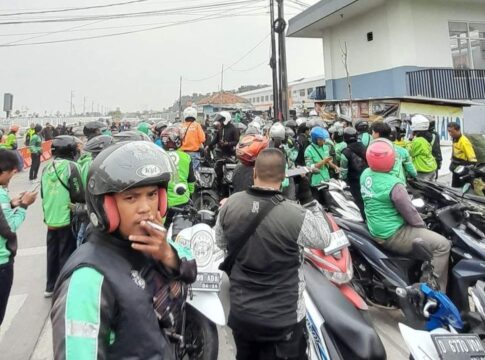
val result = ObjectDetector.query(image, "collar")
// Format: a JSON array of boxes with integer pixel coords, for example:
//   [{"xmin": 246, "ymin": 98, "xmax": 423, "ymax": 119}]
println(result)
[
  {"xmin": 453, "ymin": 134, "xmax": 462, "ymax": 143},
  {"xmin": 248, "ymin": 186, "xmax": 282, "ymax": 196}
]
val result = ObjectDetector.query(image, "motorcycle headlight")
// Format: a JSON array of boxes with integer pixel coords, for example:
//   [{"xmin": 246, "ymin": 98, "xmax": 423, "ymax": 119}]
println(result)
[{"xmin": 191, "ymin": 230, "xmax": 214, "ymax": 268}]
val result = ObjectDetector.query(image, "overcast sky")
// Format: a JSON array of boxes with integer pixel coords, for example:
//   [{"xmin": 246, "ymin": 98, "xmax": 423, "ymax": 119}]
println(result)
[{"xmin": 0, "ymin": 0, "xmax": 323, "ymax": 114}]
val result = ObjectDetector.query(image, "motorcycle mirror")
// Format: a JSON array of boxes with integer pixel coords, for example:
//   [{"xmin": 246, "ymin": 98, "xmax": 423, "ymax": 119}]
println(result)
[
  {"xmin": 174, "ymin": 183, "xmax": 188, "ymax": 196},
  {"xmin": 462, "ymin": 183, "xmax": 471, "ymax": 195},
  {"xmin": 454, "ymin": 165, "xmax": 466, "ymax": 175},
  {"xmin": 411, "ymin": 198, "xmax": 425, "ymax": 208}
]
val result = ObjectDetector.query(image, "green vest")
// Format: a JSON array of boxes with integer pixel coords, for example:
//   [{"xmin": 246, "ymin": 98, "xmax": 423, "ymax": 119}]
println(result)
[
  {"xmin": 360, "ymin": 132, "xmax": 371, "ymax": 147},
  {"xmin": 41, "ymin": 159, "xmax": 77, "ymax": 227},
  {"xmin": 334, "ymin": 141, "xmax": 347, "ymax": 165},
  {"xmin": 305, "ymin": 143, "xmax": 330, "ymax": 187},
  {"xmin": 166, "ymin": 150, "xmax": 195, "ymax": 207},
  {"xmin": 0, "ymin": 133, "xmax": 17, "ymax": 150},
  {"xmin": 77, "ymin": 153, "xmax": 93, "ymax": 188},
  {"xmin": 409, "ymin": 137, "xmax": 437, "ymax": 173},
  {"xmin": 360, "ymin": 168, "xmax": 405, "ymax": 240}
]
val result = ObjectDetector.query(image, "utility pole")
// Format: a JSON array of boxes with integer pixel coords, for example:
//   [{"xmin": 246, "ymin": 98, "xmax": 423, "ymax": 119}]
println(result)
[
  {"xmin": 178, "ymin": 76, "xmax": 182, "ymax": 120},
  {"xmin": 270, "ymin": 0, "xmax": 279, "ymax": 120},
  {"xmin": 221, "ymin": 64, "xmax": 224, "ymax": 92},
  {"xmin": 276, "ymin": 0, "xmax": 289, "ymax": 122},
  {"xmin": 70, "ymin": 90, "xmax": 74, "ymax": 116}
]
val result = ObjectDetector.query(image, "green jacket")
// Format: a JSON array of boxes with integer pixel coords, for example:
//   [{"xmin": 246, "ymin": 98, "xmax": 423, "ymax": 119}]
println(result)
[
  {"xmin": 77, "ymin": 153, "xmax": 93, "ymax": 188},
  {"xmin": 392, "ymin": 145, "xmax": 417, "ymax": 183},
  {"xmin": 359, "ymin": 133, "xmax": 371, "ymax": 148},
  {"xmin": 0, "ymin": 133, "xmax": 17, "ymax": 150},
  {"xmin": 283, "ymin": 141, "xmax": 299, "ymax": 169},
  {"xmin": 167, "ymin": 150, "xmax": 195, "ymax": 208},
  {"xmin": 0, "ymin": 187, "xmax": 26, "ymax": 265},
  {"xmin": 334, "ymin": 141, "xmax": 347, "ymax": 166},
  {"xmin": 305, "ymin": 143, "xmax": 331, "ymax": 187},
  {"xmin": 408, "ymin": 137, "xmax": 437, "ymax": 173},
  {"xmin": 41, "ymin": 159, "xmax": 85, "ymax": 228},
  {"xmin": 360, "ymin": 169, "xmax": 405, "ymax": 240},
  {"xmin": 29, "ymin": 134, "xmax": 42, "ymax": 154}
]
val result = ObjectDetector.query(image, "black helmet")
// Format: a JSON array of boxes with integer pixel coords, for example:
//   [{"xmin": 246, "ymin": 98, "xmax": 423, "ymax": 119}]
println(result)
[
  {"xmin": 34, "ymin": 124, "xmax": 42, "ymax": 133},
  {"xmin": 154, "ymin": 121, "xmax": 168, "ymax": 136},
  {"xmin": 83, "ymin": 121, "xmax": 107, "ymax": 139},
  {"xmin": 333, "ymin": 127, "xmax": 344, "ymax": 142},
  {"xmin": 83, "ymin": 135, "xmax": 114, "ymax": 159},
  {"xmin": 51, "ymin": 135, "xmax": 82, "ymax": 160},
  {"xmin": 86, "ymin": 142, "xmax": 175, "ymax": 233},
  {"xmin": 113, "ymin": 130, "xmax": 152, "ymax": 143},
  {"xmin": 354, "ymin": 119, "xmax": 370, "ymax": 133},
  {"xmin": 343, "ymin": 127, "xmax": 358, "ymax": 143}
]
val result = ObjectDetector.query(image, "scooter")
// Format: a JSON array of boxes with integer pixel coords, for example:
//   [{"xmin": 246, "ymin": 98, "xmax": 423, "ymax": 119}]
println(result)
[
  {"xmin": 454, "ymin": 163, "xmax": 485, "ymax": 197},
  {"xmin": 304, "ymin": 209, "xmax": 368, "ymax": 311},
  {"xmin": 398, "ymin": 283, "xmax": 485, "ymax": 360},
  {"xmin": 167, "ymin": 205, "xmax": 226, "ymax": 360},
  {"xmin": 304, "ymin": 262, "xmax": 387, "ymax": 360}
]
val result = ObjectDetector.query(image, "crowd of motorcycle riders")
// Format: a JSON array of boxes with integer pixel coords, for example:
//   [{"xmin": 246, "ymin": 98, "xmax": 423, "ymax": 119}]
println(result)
[{"xmin": 0, "ymin": 105, "xmax": 479, "ymax": 359}]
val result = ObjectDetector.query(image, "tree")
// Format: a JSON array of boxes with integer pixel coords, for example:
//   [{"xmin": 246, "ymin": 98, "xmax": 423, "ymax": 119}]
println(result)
[{"xmin": 340, "ymin": 41, "xmax": 353, "ymax": 121}]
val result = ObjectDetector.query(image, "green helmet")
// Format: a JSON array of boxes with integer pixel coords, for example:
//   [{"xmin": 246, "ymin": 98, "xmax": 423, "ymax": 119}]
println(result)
[{"xmin": 137, "ymin": 122, "xmax": 152, "ymax": 135}]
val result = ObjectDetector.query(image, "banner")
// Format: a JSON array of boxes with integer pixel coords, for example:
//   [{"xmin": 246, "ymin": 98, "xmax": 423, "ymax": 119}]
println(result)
[{"xmin": 399, "ymin": 102, "xmax": 464, "ymax": 143}]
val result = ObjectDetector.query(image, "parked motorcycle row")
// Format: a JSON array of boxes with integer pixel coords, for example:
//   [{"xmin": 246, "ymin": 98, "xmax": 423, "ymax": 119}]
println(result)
[{"xmin": 167, "ymin": 151, "xmax": 485, "ymax": 360}]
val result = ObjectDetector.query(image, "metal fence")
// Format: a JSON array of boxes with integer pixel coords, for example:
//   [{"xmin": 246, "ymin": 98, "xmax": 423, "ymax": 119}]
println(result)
[{"xmin": 406, "ymin": 68, "xmax": 485, "ymax": 100}]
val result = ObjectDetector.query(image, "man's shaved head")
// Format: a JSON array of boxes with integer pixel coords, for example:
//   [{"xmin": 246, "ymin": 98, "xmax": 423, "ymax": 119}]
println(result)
[{"xmin": 254, "ymin": 148, "xmax": 286, "ymax": 183}]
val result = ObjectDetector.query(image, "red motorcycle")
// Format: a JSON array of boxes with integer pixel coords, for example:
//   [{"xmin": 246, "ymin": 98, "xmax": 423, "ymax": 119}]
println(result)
[{"xmin": 304, "ymin": 211, "xmax": 368, "ymax": 311}]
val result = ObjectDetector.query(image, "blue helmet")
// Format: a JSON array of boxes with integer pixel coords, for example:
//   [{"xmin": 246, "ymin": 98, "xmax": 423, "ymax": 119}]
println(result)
[{"xmin": 310, "ymin": 126, "xmax": 329, "ymax": 144}]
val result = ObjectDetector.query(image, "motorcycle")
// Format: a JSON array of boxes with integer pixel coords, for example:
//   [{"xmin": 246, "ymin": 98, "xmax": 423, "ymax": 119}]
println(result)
[
  {"xmin": 304, "ymin": 262, "xmax": 387, "ymax": 360},
  {"xmin": 398, "ymin": 283, "xmax": 485, "ymax": 360},
  {"xmin": 454, "ymin": 163, "xmax": 485, "ymax": 197},
  {"xmin": 304, "ymin": 209, "xmax": 368, "ymax": 311},
  {"xmin": 167, "ymin": 205, "xmax": 226, "ymax": 360}
]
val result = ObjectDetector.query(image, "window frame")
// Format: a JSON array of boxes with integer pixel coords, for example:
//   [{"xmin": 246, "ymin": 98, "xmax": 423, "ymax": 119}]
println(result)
[{"xmin": 449, "ymin": 21, "xmax": 485, "ymax": 70}]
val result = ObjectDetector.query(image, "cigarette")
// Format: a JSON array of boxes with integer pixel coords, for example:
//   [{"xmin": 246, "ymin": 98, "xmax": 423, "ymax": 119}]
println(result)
[{"xmin": 146, "ymin": 221, "xmax": 167, "ymax": 233}]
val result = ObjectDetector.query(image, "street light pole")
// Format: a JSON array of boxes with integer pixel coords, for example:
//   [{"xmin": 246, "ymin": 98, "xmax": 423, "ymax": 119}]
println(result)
[
  {"xmin": 276, "ymin": 0, "xmax": 289, "ymax": 122},
  {"xmin": 270, "ymin": 0, "xmax": 279, "ymax": 120}
]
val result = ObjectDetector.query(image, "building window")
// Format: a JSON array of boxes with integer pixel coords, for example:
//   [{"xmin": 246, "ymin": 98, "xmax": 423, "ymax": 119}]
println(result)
[
  {"xmin": 270, "ymin": 95, "xmax": 273, "ymax": 101},
  {"xmin": 265, "ymin": 95, "xmax": 269, "ymax": 102},
  {"xmin": 307, "ymin": 88, "xmax": 313, "ymax": 96},
  {"xmin": 449, "ymin": 21, "xmax": 485, "ymax": 69},
  {"xmin": 299, "ymin": 89, "xmax": 306, "ymax": 97}
]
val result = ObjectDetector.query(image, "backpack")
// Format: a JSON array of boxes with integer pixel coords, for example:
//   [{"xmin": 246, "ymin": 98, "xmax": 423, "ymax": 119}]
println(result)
[{"xmin": 343, "ymin": 145, "xmax": 367, "ymax": 179}]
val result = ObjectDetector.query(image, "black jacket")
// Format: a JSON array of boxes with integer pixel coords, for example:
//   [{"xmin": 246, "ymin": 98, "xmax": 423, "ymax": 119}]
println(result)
[
  {"xmin": 215, "ymin": 188, "xmax": 330, "ymax": 330},
  {"xmin": 210, "ymin": 123, "xmax": 240, "ymax": 157},
  {"xmin": 51, "ymin": 230, "xmax": 196, "ymax": 359},
  {"xmin": 342, "ymin": 141, "xmax": 368, "ymax": 182},
  {"xmin": 232, "ymin": 163, "xmax": 254, "ymax": 193}
]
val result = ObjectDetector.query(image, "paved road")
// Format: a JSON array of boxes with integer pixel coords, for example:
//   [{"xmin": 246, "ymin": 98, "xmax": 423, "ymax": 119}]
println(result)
[{"xmin": 0, "ymin": 166, "xmax": 420, "ymax": 359}]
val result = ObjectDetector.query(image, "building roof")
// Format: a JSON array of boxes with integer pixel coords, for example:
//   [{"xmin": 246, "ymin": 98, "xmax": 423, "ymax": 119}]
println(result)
[
  {"xmin": 197, "ymin": 91, "xmax": 250, "ymax": 106},
  {"xmin": 316, "ymin": 96, "xmax": 480, "ymax": 107},
  {"xmin": 287, "ymin": 0, "xmax": 387, "ymax": 38}
]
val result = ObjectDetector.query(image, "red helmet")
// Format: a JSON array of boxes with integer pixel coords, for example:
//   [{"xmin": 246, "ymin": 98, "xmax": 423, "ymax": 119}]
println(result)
[
  {"xmin": 161, "ymin": 126, "xmax": 182, "ymax": 150},
  {"xmin": 366, "ymin": 138, "xmax": 395, "ymax": 172},
  {"xmin": 236, "ymin": 134, "xmax": 269, "ymax": 166}
]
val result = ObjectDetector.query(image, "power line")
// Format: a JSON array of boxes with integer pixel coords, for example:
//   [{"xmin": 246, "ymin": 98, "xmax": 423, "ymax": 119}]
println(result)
[
  {"xmin": 0, "ymin": 0, "xmax": 263, "ymax": 26},
  {"xmin": 0, "ymin": 0, "xmax": 150, "ymax": 17},
  {"xmin": 184, "ymin": 33, "xmax": 270, "ymax": 82},
  {"xmin": 0, "ymin": 5, "xmax": 267, "ymax": 47},
  {"xmin": 230, "ymin": 59, "xmax": 268, "ymax": 72}
]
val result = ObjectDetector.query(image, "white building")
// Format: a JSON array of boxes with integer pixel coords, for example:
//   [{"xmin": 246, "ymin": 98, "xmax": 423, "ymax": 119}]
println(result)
[
  {"xmin": 238, "ymin": 75, "xmax": 325, "ymax": 112},
  {"xmin": 287, "ymin": 0, "xmax": 485, "ymax": 103}
]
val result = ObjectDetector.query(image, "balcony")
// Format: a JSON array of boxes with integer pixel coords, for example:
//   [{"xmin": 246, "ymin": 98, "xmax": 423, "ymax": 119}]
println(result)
[{"xmin": 406, "ymin": 68, "xmax": 485, "ymax": 100}]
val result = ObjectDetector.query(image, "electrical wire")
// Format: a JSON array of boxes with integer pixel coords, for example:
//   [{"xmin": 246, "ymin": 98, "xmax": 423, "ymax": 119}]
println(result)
[
  {"xmin": 229, "ymin": 59, "xmax": 268, "ymax": 72},
  {"xmin": 0, "ymin": 5, "xmax": 268, "ymax": 47},
  {"xmin": 184, "ymin": 33, "xmax": 270, "ymax": 82},
  {"xmin": 0, "ymin": 0, "xmax": 263, "ymax": 26},
  {"xmin": 0, "ymin": 0, "xmax": 150, "ymax": 17}
]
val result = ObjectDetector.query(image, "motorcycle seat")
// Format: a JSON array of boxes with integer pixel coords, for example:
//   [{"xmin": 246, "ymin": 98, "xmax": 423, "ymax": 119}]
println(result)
[
  {"xmin": 337, "ymin": 218, "xmax": 372, "ymax": 238},
  {"xmin": 303, "ymin": 263, "xmax": 386, "ymax": 360}
]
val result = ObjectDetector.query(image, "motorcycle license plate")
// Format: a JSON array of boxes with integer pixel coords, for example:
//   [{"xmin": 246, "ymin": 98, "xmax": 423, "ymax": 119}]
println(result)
[
  {"xmin": 199, "ymin": 167, "xmax": 215, "ymax": 174},
  {"xmin": 431, "ymin": 334, "xmax": 485, "ymax": 360},
  {"xmin": 192, "ymin": 272, "xmax": 221, "ymax": 291},
  {"xmin": 324, "ymin": 230, "xmax": 349, "ymax": 255}
]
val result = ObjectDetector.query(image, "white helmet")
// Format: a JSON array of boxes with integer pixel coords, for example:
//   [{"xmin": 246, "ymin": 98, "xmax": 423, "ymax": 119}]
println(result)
[
  {"xmin": 309, "ymin": 109, "xmax": 318, "ymax": 117},
  {"xmin": 217, "ymin": 111, "xmax": 232, "ymax": 125},
  {"xmin": 269, "ymin": 122, "xmax": 286, "ymax": 141},
  {"xmin": 296, "ymin": 117, "xmax": 306, "ymax": 126},
  {"xmin": 253, "ymin": 116, "xmax": 262, "ymax": 124},
  {"xmin": 183, "ymin": 107, "xmax": 197, "ymax": 121},
  {"xmin": 248, "ymin": 121, "xmax": 261, "ymax": 131},
  {"xmin": 410, "ymin": 114, "xmax": 430, "ymax": 132}
]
